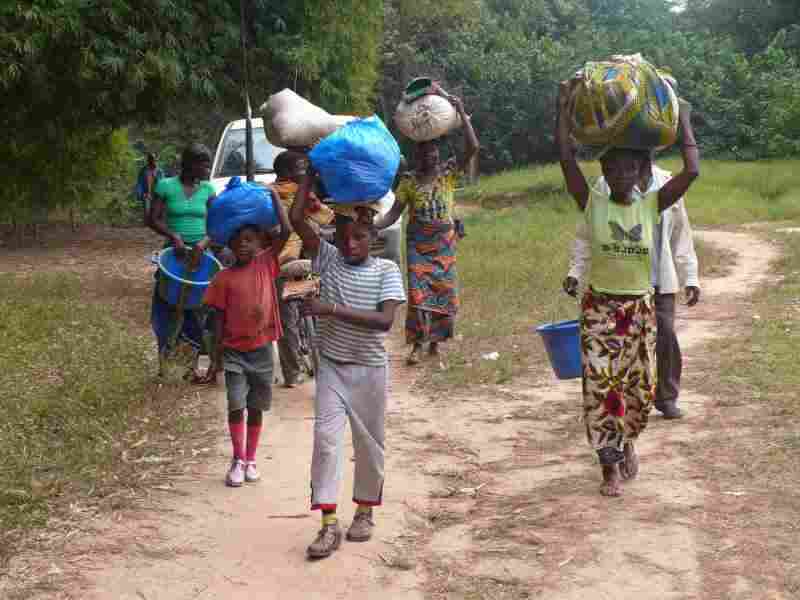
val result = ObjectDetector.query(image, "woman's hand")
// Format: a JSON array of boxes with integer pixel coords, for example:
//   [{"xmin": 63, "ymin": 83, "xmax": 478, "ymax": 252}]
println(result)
[
  {"xmin": 557, "ymin": 81, "xmax": 573, "ymax": 117},
  {"xmin": 193, "ymin": 363, "xmax": 220, "ymax": 385},
  {"xmin": 454, "ymin": 219, "xmax": 466, "ymax": 239},
  {"xmin": 562, "ymin": 276, "xmax": 579, "ymax": 297},
  {"xmin": 195, "ymin": 237, "xmax": 211, "ymax": 252}
]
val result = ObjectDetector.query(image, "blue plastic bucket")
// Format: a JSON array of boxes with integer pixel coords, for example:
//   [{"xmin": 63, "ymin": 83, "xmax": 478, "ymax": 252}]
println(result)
[
  {"xmin": 156, "ymin": 248, "xmax": 223, "ymax": 309},
  {"xmin": 535, "ymin": 319, "xmax": 582, "ymax": 380}
]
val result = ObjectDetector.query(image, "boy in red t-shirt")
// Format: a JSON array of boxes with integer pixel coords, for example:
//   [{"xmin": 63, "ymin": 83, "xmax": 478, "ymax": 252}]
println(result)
[{"xmin": 201, "ymin": 202, "xmax": 290, "ymax": 487}]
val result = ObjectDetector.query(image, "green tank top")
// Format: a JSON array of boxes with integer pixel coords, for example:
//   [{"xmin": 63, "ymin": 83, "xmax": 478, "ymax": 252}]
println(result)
[
  {"xmin": 155, "ymin": 177, "xmax": 214, "ymax": 244},
  {"xmin": 586, "ymin": 186, "xmax": 659, "ymax": 295}
]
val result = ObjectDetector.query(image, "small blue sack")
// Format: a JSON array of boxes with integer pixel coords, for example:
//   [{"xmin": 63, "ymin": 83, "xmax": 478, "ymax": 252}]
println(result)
[
  {"xmin": 207, "ymin": 177, "xmax": 278, "ymax": 246},
  {"xmin": 309, "ymin": 116, "xmax": 401, "ymax": 203}
]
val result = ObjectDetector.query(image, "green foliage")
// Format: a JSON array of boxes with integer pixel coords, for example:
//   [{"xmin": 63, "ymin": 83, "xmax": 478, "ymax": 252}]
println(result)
[
  {"xmin": 381, "ymin": 0, "xmax": 800, "ymax": 171},
  {"xmin": 684, "ymin": 0, "xmax": 800, "ymax": 55},
  {"xmin": 442, "ymin": 158, "xmax": 800, "ymax": 385},
  {"xmin": 269, "ymin": 0, "xmax": 384, "ymax": 113},
  {"xmin": 0, "ymin": 1, "xmax": 385, "ymax": 224}
]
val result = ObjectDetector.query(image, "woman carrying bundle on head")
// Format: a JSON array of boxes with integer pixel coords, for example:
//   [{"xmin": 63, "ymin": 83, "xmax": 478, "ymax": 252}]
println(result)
[
  {"xmin": 377, "ymin": 87, "xmax": 479, "ymax": 366},
  {"xmin": 555, "ymin": 79, "xmax": 700, "ymax": 497}
]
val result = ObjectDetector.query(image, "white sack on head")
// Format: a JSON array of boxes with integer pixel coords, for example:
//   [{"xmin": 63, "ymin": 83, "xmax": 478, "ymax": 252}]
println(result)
[{"xmin": 394, "ymin": 94, "xmax": 462, "ymax": 142}]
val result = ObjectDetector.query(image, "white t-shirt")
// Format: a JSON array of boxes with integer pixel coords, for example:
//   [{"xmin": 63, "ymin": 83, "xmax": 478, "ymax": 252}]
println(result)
[
  {"xmin": 377, "ymin": 191, "xmax": 402, "ymax": 231},
  {"xmin": 313, "ymin": 241, "xmax": 406, "ymax": 366}
]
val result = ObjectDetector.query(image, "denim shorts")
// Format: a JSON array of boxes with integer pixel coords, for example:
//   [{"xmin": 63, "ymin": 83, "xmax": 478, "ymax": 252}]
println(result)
[{"xmin": 224, "ymin": 345, "xmax": 274, "ymax": 412}]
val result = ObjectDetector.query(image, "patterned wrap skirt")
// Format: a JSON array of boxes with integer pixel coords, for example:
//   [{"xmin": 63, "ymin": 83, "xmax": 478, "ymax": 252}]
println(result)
[
  {"xmin": 405, "ymin": 221, "xmax": 459, "ymax": 344},
  {"xmin": 580, "ymin": 288, "xmax": 656, "ymax": 465}
]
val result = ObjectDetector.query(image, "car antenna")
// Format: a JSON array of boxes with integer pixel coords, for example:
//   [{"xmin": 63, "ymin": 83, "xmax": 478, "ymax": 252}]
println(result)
[{"xmin": 240, "ymin": 0, "xmax": 255, "ymax": 182}]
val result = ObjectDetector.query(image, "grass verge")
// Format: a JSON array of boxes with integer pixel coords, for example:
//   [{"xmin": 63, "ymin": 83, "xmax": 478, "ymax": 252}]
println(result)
[
  {"xmin": 688, "ymin": 229, "xmax": 800, "ymax": 594},
  {"xmin": 426, "ymin": 160, "xmax": 800, "ymax": 389},
  {"xmin": 0, "ymin": 273, "xmax": 216, "ymax": 570},
  {"xmin": 460, "ymin": 159, "xmax": 800, "ymax": 227}
]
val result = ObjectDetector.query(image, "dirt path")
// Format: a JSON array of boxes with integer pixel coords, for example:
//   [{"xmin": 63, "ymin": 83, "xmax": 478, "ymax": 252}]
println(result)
[
  {"xmin": 4, "ymin": 227, "xmax": 780, "ymax": 599},
  {"xmin": 55, "ymin": 350, "xmax": 427, "ymax": 600},
  {"xmin": 374, "ymin": 228, "xmax": 778, "ymax": 599}
]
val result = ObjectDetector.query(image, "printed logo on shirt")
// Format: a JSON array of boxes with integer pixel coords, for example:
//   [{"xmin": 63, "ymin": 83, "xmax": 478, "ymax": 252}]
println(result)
[
  {"xmin": 609, "ymin": 221, "xmax": 643, "ymax": 243},
  {"xmin": 602, "ymin": 221, "xmax": 649, "ymax": 258}
]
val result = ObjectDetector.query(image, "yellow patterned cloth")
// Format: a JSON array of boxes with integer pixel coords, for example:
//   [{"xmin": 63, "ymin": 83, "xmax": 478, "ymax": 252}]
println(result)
[
  {"xmin": 395, "ymin": 172, "xmax": 456, "ymax": 225},
  {"xmin": 569, "ymin": 53, "xmax": 679, "ymax": 151},
  {"xmin": 330, "ymin": 202, "xmax": 382, "ymax": 221}
]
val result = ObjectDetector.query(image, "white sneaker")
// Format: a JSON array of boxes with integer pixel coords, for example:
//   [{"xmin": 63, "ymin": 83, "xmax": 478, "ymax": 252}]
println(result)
[
  {"xmin": 245, "ymin": 461, "xmax": 260, "ymax": 483},
  {"xmin": 226, "ymin": 459, "xmax": 245, "ymax": 487}
]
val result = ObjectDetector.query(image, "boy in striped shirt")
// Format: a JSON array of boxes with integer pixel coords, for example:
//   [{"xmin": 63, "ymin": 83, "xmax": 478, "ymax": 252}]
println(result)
[{"xmin": 290, "ymin": 165, "xmax": 406, "ymax": 560}]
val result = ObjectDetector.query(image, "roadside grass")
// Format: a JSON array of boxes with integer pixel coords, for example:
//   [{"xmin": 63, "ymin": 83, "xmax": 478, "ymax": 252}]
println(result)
[
  {"xmin": 0, "ymin": 272, "xmax": 216, "ymax": 569},
  {"xmin": 425, "ymin": 159, "xmax": 778, "ymax": 389},
  {"xmin": 689, "ymin": 230, "xmax": 800, "ymax": 593},
  {"xmin": 459, "ymin": 159, "xmax": 800, "ymax": 227},
  {"xmin": 424, "ymin": 193, "xmax": 578, "ymax": 388}
]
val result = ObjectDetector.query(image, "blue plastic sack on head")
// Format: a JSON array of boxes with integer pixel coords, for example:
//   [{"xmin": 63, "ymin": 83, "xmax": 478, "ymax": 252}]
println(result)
[
  {"xmin": 309, "ymin": 116, "xmax": 401, "ymax": 203},
  {"xmin": 207, "ymin": 177, "xmax": 278, "ymax": 246}
]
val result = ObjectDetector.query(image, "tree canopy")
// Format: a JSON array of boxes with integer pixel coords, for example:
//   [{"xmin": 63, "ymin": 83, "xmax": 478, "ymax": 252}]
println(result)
[
  {"xmin": 4, "ymin": 0, "xmax": 800, "ymax": 224},
  {"xmin": 0, "ymin": 0, "xmax": 383, "ymax": 223}
]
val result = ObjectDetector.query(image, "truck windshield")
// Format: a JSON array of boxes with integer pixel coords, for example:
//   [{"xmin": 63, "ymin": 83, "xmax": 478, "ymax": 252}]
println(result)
[{"xmin": 215, "ymin": 127, "xmax": 280, "ymax": 177}]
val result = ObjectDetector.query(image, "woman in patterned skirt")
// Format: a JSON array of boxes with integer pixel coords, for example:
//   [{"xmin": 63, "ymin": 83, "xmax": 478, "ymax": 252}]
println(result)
[
  {"xmin": 376, "ymin": 88, "xmax": 479, "ymax": 366},
  {"xmin": 555, "ymin": 83, "xmax": 700, "ymax": 497}
]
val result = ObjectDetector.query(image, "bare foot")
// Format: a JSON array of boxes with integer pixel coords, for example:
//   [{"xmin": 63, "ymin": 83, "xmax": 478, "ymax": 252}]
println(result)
[
  {"xmin": 620, "ymin": 442, "xmax": 639, "ymax": 481},
  {"xmin": 428, "ymin": 342, "xmax": 440, "ymax": 357},
  {"xmin": 600, "ymin": 464, "xmax": 622, "ymax": 497},
  {"xmin": 406, "ymin": 344, "xmax": 422, "ymax": 366}
]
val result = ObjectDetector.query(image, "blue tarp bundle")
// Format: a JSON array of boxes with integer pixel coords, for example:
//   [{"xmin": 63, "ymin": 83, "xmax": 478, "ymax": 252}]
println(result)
[
  {"xmin": 309, "ymin": 116, "xmax": 401, "ymax": 203},
  {"xmin": 207, "ymin": 177, "xmax": 278, "ymax": 246}
]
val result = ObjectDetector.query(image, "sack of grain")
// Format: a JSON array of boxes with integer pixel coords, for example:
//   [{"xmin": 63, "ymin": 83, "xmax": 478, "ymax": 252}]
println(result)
[
  {"xmin": 260, "ymin": 89, "xmax": 341, "ymax": 148},
  {"xmin": 394, "ymin": 94, "xmax": 462, "ymax": 142},
  {"xmin": 568, "ymin": 54, "xmax": 679, "ymax": 151}
]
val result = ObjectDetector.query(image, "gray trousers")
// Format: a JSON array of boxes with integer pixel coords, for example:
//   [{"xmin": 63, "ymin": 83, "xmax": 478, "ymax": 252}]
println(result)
[
  {"xmin": 276, "ymin": 278, "xmax": 302, "ymax": 384},
  {"xmin": 310, "ymin": 356, "xmax": 387, "ymax": 510},
  {"xmin": 378, "ymin": 228, "xmax": 403, "ymax": 268},
  {"xmin": 655, "ymin": 293, "xmax": 682, "ymax": 407}
]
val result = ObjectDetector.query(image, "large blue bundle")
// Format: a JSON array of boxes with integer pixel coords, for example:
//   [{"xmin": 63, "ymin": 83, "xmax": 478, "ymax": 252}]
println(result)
[
  {"xmin": 207, "ymin": 177, "xmax": 278, "ymax": 246},
  {"xmin": 309, "ymin": 116, "xmax": 401, "ymax": 203}
]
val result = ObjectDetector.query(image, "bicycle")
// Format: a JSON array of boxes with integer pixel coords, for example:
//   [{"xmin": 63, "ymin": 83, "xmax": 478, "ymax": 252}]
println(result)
[{"xmin": 279, "ymin": 259, "xmax": 321, "ymax": 377}]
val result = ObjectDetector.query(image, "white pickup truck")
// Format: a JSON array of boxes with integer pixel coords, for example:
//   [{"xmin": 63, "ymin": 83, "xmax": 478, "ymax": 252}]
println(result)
[{"xmin": 210, "ymin": 117, "xmax": 283, "ymax": 194}]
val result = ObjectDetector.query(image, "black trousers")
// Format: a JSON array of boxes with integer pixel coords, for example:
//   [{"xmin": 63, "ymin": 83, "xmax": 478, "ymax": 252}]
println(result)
[{"xmin": 655, "ymin": 292, "xmax": 682, "ymax": 407}]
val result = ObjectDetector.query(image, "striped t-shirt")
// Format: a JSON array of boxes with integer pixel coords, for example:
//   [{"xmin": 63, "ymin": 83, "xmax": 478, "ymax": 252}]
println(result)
[{"xmin": 313, "ymin": 241, "xmax": 406, "ymax": 366}]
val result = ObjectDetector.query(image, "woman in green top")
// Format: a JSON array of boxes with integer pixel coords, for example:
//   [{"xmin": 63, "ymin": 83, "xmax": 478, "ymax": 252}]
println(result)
[
  {"xmin": 148, "ymin": 143, "xmax": 217, "ymax": 375},
  {"xmin": 556, "ymin": 83, "xmax": 700, "ymax": 497}
]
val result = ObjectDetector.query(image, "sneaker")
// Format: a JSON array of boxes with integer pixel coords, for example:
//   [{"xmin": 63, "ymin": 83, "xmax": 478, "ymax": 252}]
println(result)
[
  {"xmin": 226, "ymin": 459, "xmax": 245, "ymax": 487},
  {"xmin": 245, "ymin": 461, "xmax": 260, "ymax": 483},
  {"xmin": 307, "ymin": 523, "xmax": 342, "ymax": 559},
  {"xmin": 346, "ymin": 510, "xmax": 375, "ymax": 542},
  {"xmin": 655, "ymin": 402, "xmax": 684, "ymax": 420}
]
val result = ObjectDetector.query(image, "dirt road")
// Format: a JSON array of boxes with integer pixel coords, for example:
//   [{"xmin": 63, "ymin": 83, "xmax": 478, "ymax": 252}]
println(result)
[{"xmin": 3, "ymin": 228, "xmax": 783, "ymax": 599}]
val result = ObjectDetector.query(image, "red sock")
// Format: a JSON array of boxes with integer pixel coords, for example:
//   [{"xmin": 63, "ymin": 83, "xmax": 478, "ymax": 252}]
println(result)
[
  {"xmin": 246, "ymin": 424, "xmax": 262, "ymax": 462},
  {"xmin": 229, "ymin": 421, "xmax": 245, "ymax": 460}
]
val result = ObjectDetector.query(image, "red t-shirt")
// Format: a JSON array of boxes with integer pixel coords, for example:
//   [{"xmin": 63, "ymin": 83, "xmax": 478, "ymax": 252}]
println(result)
[{"xmin": 203, "ymin": 249, "xmax": 283, "ymax": 351}]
